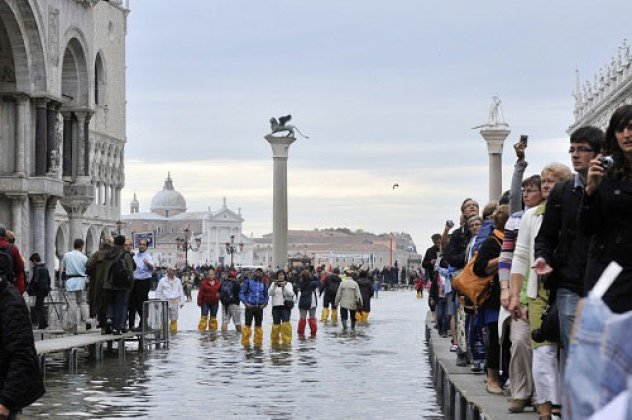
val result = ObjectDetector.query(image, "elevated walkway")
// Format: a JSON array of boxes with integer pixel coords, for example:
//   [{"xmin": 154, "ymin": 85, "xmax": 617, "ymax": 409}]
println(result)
[{"xmin": 425, "ymin": 313, "xmax": 538, "ymax": 420}]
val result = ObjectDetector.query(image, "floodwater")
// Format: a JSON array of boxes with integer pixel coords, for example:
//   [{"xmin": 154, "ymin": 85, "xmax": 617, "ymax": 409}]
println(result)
[{"xmin": 24, "ymin": 290, "xmax": 443, "ymax": 419}]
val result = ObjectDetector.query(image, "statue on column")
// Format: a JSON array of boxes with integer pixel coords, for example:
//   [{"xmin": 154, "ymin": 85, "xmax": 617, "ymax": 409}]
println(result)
[
  {"xmin": 269, "ymin": 114, "xmax": 310, "ymax": 138},
  {"xmin": 472, "ymin": 96, "xmax": 509, "ymax": 129}
]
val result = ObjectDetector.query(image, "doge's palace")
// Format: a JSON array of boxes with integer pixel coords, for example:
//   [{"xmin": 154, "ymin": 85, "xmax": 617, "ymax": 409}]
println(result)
[{"xmin": 0, "ymin": 0, "xmax": 129, "ymax": 273}]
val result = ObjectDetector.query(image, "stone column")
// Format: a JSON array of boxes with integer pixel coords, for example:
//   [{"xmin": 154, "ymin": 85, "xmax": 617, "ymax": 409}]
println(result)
[
  {"xmin": 47, "ymin": 103, "xmax": 59, "ymax": 174},
  {"xmin": 46, "ymin": 197, "xmax": 59, "ymax": 282},
  {"xmin": 84, "ymin": 113, "xmax": 92, "ymax": 177},
  {"xmin": 35, "ymin": 99, "xmax": 48, "ymax": 176},
  {"xmin": 6, "ymin": 194, "xmax": 26, "ymax": 251},
  {"xmin": 104, "ymin": 183, "xmax": 110, "ymax": 207},
  {"xmin": 31, "ymin": 195, "xmax": 48, "ymax": 258},
  {"xmin": 62, "ymin": 111, "xmax": 73, "ymax": 179},
  {"xmin": 480, "ymin": 127, "xmax": 510, "ymax": 201},
  {"xmin": 265, "ymin": 135, "xmax": 296, "ymax": 269},
  {"xmin": 75, "ymin": 112, "xmax": 87, "ymax": 177},
  {"xmin": 14, "ymin": 95, "xmax": 28, "ymax": 177}
]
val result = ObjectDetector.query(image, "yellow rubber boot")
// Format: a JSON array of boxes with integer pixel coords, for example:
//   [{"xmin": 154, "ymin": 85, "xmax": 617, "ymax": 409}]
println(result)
[
  {"xmin": 281, "ymin": 322, "xmax": 292, "ymax": 345},
  {"xmin": 170, "ymin": 320, "xmax": 178, "ymax": 334},
  {"xmin": 241, "ymin": 325, "xmax": 251, "ymax": 347},
  {"xmin": 363, "ymin": 312, "xmax": 370, "ymax": 322},
  {"xmin": 330, "ymin": 309, "xmax": 338, "ymax": 323},
  {"xmin": 356, "ymin": 311, "xmax": 363, "ymax": 322},
  {"xmin": 197, "ymin": 315, "xmax": 208, "ymax": 331},
  {"xmin": 320, "ymin": 307, "xmax": 329, "ymax": 322},
  {"xmin": 271, "ymin": 324, "xmax": 281, "ymax": 346},
  {"xmin": 209, "ymin": 316, "xmax": 218, "ymax": 331},
  {"xmin": 254, "ymin": 326, "xmax": 264, "ymax": 348}
]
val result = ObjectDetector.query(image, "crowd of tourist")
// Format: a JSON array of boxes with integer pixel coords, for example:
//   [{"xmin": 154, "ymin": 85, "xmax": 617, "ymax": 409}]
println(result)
[{"xmin": 424, "ymin": 105, "xmax": 632, "ymax": 420}]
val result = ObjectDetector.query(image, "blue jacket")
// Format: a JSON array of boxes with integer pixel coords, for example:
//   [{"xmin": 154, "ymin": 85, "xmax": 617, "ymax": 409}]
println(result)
[{"xmin": 239, "ymin": 278, "xmax": 268, "ymax": 306}]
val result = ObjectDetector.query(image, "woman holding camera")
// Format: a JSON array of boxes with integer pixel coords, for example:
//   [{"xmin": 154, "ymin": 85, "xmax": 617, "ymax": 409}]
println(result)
[
  {"xmin": 581, "ymin": 105, "xmax": 632, "ymax": 314},
  {"xmin": 269, "ymin": 270, "xmax": 295, "ymax": 346}
]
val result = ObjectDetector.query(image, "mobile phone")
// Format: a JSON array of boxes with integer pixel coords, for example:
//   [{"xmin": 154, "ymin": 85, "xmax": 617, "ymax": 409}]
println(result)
[{"xmin": 519, "ymin": 134, "xmax": 528, "ymax": 144}]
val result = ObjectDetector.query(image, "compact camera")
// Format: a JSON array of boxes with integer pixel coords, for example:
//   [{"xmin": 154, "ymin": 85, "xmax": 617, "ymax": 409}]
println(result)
[
  {"xmin": 446, "ymin": 220, "xmax": 455, "ymax": 229},
  {"xmin": 598, "ymin": 155, "xmax": 614, "ymax": 169}
]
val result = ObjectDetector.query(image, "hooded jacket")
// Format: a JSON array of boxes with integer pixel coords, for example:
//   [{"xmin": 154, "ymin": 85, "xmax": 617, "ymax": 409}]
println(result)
[
  {"xmin": 102, "ymin": 246, "xmax": 135, "ymax": 291},
  {"xmin": 356, "ymin": 275, "xmax": 374, "ymax": 312},
  {"xmin": 198, "ymin": 278, "xmax": 221, "ymax": 306},
  {"xmin": 335, "ymin": 277, "xmax": 363, "ymax": 310},
  {"xmin": 298, "ymin": 275, "xmax": 320, "ymax": 310},
  {"xmin": 240, "ymin": 278, "xmax": 269, "ymax": 307}
]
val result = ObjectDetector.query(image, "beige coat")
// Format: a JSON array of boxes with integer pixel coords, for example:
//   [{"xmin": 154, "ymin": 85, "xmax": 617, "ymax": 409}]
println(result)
[{"xmin": 335, "ymin": 278, "xmax": 363, "ymax": 310}]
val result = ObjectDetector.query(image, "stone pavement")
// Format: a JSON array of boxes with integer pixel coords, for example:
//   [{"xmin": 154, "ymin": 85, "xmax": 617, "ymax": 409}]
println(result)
[{"xmin": 425, "ymin": 313, "xmax": 538, "ymax": 420}]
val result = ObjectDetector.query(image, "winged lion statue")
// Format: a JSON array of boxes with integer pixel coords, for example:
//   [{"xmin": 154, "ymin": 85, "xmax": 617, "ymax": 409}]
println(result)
[{"xmin": 269, "ymin": 114, "xmax": 310, "ymax": 139}]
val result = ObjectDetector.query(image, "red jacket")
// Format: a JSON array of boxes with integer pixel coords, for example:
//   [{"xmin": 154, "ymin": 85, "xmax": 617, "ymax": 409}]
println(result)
[
  {"xmin": 0, "ymin": 238, "xmax": 25, "ymax": 295},
  {"xmin": 197, "ymin": 278, "xmax": 221, "ymax": 306}
]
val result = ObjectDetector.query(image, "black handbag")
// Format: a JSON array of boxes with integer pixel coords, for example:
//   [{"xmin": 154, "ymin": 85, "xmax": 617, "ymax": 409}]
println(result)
[{"xmin": 284, "ymin": 299, "xmax": 294, "ymax": 310}]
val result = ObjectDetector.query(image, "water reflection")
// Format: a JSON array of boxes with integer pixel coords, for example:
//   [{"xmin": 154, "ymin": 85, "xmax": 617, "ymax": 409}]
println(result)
[{"xmin": 24, "ymin": 291, "xmax": 443, "ymax": 418}]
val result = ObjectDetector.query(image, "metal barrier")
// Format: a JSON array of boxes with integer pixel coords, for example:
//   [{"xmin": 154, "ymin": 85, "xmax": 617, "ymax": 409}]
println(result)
[{"xmin": 141, "ymin": 299, "xmax": 169, "ymax": 351}]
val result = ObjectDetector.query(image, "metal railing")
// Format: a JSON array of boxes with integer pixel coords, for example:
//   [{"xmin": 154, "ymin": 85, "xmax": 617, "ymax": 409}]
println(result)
[{"xmin": 141, "ymin": 299, "xmax": 169, "ymax": 351}]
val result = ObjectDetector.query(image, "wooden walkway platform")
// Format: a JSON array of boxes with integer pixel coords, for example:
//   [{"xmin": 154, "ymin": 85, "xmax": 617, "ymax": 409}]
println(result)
[{"xmin": 425, "ymin": 313, "xmax": 538, "ymax": 420}]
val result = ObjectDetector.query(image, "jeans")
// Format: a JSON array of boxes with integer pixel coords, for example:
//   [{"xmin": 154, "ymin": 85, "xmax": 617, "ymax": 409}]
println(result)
[
  {"xmin": 271, "ymin": 306, "xmax": 291, "ymax": 324},
  {"xmin": 435, "ymin": 297, "xmax": 448, "ymax": 335},
  {"xmin": 245, "ymin": 307, "xmax": 264, "ymax": 327},
  {"xmin": 340, "ymin": 307, "xmax": 357, "ymax": 328},
  {"xmin": 468, "ymin": 313, "xmax": 485, "ymax": 362},
  {"xmin": 32, "ymin": 295, "xmax": 48, "ymax": 328},
  {"xmin": 556, "ymin": 287, "xmax": 580, "ymax": 351},
  {"xmin": 129, "ymin": 278, "xmax": 151, "ymax": 328},
  {"xmin": 563, "ymin": 297, "xmax": 612, "ymax": 419},
  {"xmin": 106, "ymin": 289, "xmax": 129, "ymax": 330},
  {"xmin": 201, "ymin": 303, "xmax": 219, "ymax": 317}
]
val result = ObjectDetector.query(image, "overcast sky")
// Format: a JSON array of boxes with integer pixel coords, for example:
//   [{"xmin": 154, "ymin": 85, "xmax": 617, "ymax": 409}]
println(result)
[{"xmin": 122, "ymin": 0, "xmax": 631, "ymax": 250}]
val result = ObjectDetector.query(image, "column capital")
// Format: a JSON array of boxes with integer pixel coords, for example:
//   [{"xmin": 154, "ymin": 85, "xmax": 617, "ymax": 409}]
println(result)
[
  {"xmin": 35, "ymin": 97, "xmax": 49, "ymax": 108},
  {"xmin": 5, "ymin": 193, "xmax": 27, "ymax": 203},
  {"xmin": 47, "ymin": 196, "xmax": 60, "ymax": 210},
  {"xmin": 31, "ymin": 194, "xmax": 49, "ymax": 208},
  {"xmin": 265, "ymin": 135, "xmax": 296, "ymax": 158}
]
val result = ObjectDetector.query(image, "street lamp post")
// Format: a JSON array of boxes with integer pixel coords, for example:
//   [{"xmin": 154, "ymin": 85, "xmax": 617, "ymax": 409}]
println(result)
[
  {"xmin": 225, "ymin": 234, "xmax": 244, "ymax": 268},
  {"xmin": 184, "ymin": 228, "xmax": 191, "ymax": 271},
  {"xmin": 115, "ymin": 219, "xmax": 124, "ymax": 235}
]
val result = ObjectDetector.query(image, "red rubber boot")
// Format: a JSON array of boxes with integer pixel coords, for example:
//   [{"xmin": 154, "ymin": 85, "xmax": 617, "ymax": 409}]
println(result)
[
  {"xmin": 297, "ymin": 318, "xmax": 307, "ymax": 336},
  {"xmin": 308, "ymin": 318, "xmax": 318, "ymax": 337}
]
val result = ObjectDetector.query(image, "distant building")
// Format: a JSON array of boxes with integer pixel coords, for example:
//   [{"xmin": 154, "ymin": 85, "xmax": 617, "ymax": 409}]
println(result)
[
  {"xmin": 122, "ymin": 173, "xmax": 250, "ymax": 268},
  {"xmin": 570, "ymin": 39, "xmax": 632, "ymax": 132},
  {"xmin": 252, "ymin": 229, "xmax": 422, "ymax": 271}
]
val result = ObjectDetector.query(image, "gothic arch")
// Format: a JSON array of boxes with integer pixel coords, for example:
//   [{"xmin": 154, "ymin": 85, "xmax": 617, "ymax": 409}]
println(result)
[
  {"xmin": 55, "ymin": 222, "xmax": 68, "ymax": 260},
  {"xmin": 85, "ymin": 224, "xmax": 99, "ymax": 255},
  {"xmin": 60, "ymin": 29, "xmax": 89, "ymax": 107},
  {"xmin": 94, "ymin": 50, "xmax": 106, "ymax": 105}
]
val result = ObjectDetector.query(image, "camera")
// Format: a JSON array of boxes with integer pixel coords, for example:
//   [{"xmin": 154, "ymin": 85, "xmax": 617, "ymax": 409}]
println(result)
[
  {"xmin": 598, "ymin": 155, "xmax": 614, "ymax": 169},
  {"xmin": 446, "ymin": 220, "xmax": 455, "ymax": 229},
  {"xmin": 519, "ymin": 134, "xmax": 528, "ymax": 144},
  {"xmin": 531, "ymin": 304, "xmax": 560, "ymax": 343}
]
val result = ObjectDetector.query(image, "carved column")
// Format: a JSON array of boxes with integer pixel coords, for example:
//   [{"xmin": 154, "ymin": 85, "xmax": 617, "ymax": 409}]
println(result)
[
  {"xmin": 84, "ymin": 113, "xmax": 92, "ymax": 177},
  {"xmin": 104, "ymin": 183, "xmax": 110, "ymax": 207},
  {"xmin": 31, "ymin": 195, "xmax": 48, "ymax": 259},
  {"xmin": 62, "ymin": 111, "xmax": 73, "ymax": 179},
  {"xmin": 14, "ymin": 95, "xmax": 28, "ymax": 177},
  {"xmin": 6, "ymin": 194, "xmax": 26, "ymax": 251},
  {"xmin": 75, "ymin": 112, "xmax": 86, "ymax": 177},
  {"xmin": 35, "ymin": 99, "xmax": 48, "ymax": 176},
  {"xmin": 46, "ymin": 197, "xmax": 59, "ymax": 281},
  {"xmin": 47, "ymin": 102, "xmax": 59, "ymax": 174}
]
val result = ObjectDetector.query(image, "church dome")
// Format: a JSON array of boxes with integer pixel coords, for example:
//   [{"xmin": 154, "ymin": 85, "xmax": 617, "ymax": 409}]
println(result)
[{"xmin": 150, "ymin": 173, "xmax": 187, "ymax": 217}]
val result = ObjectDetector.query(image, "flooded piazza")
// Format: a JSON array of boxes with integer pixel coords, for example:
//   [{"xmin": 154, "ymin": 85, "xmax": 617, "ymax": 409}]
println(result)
[{"xmin": 24, "ymin": 290, "xmax": 443, "ymax": 419}]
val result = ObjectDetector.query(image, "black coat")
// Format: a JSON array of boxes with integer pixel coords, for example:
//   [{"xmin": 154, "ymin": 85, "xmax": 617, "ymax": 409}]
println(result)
[
  {"xmin": 356, "ymin": 276, "xmax": 374, "ymax": 312},
  {"xmin": 0, "ymin": 279, "xmax": 45, "ymax": 412},
  {"xmin": 445, "ymin": 225, "xmax": 471, "ymax": 269},
  {"xmin": 27, "ymin": 265, "xmax": 51, "ymax": 297},
  {"xmin": 298, "ymin": 276, "xmax": 320, "ymax": 310},
  {"xmin": 579, "ymin": 177, "xmax": 632, "ymax": 313},
  {"xmin": 534, "ymin": 179, "xmax": 590, "ymax": 295}
]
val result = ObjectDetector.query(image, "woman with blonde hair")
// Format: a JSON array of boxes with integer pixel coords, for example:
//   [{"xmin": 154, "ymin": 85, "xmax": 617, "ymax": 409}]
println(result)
[{"xmin": 509, "ymin": 162, "xmax": 572, "ymax": 420}]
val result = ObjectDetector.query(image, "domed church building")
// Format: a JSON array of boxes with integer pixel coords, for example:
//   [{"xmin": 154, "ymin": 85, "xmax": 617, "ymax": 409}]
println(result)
[{"xmin": 122, "ymin": 173, "xmax": 251, "ymax": 268}]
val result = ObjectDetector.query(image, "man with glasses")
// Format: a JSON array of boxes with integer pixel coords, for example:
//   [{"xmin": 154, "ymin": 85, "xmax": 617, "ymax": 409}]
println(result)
[
  {"xmin": 533, "ymin": 126, "xmax": 604, "ymax": 353},
  {"xmin": 129, "ymin": 239, "xmax": 154, "ymax": 331}
]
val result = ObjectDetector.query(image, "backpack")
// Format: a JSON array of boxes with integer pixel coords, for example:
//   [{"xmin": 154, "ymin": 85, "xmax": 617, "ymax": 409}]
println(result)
[
  {"xmin": 326, "ymin": 275, "xmax": 341, "ymax": 295},
  {"xmin": 220, "ymin": 279, "xmax": 234, "ymax": 305},
  {"xmin": 0, "ymin": 244, "xmax": 15, "ymax": 285},
  {"xmin": 109, "ymin": 252, "xmax": 132, "ymax": 288}
]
